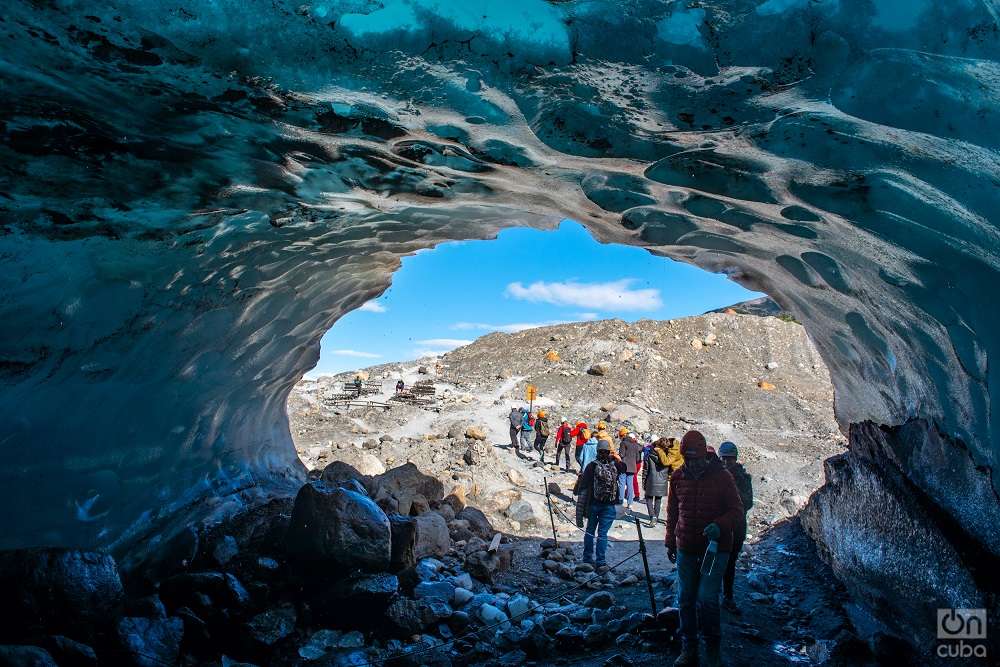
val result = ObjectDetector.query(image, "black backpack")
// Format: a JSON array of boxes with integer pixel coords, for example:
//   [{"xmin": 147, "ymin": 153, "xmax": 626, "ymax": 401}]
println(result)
[
  {"xmin": 560, "ymin": 426, "xmax": 573, "ymax": 445},
  {"xmin": 592, "ymin": 459, "xmax": 619, "ymax": 503},
  {"xmin": 537, "ymin": 418, "xmax": 549, "ymax": 438}
]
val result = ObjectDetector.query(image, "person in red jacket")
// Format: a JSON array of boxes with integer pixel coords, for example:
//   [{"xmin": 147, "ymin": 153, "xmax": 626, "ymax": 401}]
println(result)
[
  {"xmin": 553, "ymin": 418, "xmax": 575, "ymax": 472},
  {"xmin": 665, "ymin": 430, "xmax": 744, "ymax": 667},
  {"xmin": 570, "ymin": 420, "xmax": 589, "ymax": 467}
]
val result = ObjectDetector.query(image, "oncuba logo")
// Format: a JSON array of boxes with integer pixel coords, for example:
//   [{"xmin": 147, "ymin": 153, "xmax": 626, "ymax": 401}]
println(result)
[{"xmin": 937, "ymin": 609, "xmax": 987, "ymax": 659}]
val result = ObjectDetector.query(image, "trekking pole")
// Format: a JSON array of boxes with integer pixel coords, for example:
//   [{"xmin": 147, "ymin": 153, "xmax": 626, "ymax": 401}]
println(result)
[
  {"xmin": 634, "ymin": 515, "xmax": 657, "ymax": 615},
  {"xmin": 543, "ymin": 476, "xmax": 558, "ymax": 547}
]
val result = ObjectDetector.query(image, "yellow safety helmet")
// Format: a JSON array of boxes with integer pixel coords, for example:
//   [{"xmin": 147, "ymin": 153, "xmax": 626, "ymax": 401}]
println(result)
[
  {"xmin": 597, "ymin": 420, "xmax": 607, "ymax": 430},
  {"xmin": 537, "ymin": 410, "xmax": 547, "ymax": 418},
  {"xmin": 617, "ymin": 426, "xmax": 629, "ymax": 437}
]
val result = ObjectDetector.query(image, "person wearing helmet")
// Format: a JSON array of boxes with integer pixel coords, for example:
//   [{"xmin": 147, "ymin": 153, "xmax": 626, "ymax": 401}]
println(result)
[
  {"xmin": 554, "ymin": 418, "xmax": 575, "ymax": 472},
  {"xmin": 718, "ymin": 441, "xmax": 753, "ymax": 614},
  {"xmin": 533, "ymin": 410, "xmax": 550, "ymax": 462}
]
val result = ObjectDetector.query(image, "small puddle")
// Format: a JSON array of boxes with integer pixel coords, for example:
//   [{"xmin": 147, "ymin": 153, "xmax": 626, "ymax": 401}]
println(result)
[{"xmin": 772, "ymin": 641, "xmax": 810, "ymax": 663}]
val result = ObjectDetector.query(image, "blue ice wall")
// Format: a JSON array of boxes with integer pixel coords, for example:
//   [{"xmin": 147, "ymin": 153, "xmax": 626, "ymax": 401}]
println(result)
[{"xmin": 0, "ymin": 0, "xmax": 997, "ymax": 646}]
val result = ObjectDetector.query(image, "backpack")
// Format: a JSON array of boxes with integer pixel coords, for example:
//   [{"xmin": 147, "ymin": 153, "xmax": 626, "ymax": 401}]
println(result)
[
  {"xmin": 592, "ymin": 459, "xmax": 619, "ymax": 503},
  {"xmin": 538, "ymin": 419, "xmax": 550, "ymax": 438},
  {"xmin": 561, "ymin": 427, "xmax": 573, "ymax": 445}
]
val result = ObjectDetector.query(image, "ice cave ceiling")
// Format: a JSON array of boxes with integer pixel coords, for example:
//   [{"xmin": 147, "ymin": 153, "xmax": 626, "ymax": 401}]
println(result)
[{"xmin": 0, "ymin": 0, "xmax": 998, "ymax": 630}]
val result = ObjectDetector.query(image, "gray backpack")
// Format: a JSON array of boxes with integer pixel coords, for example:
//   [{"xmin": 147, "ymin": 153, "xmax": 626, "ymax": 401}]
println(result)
[{"xmin": 592, "ymin": 460, "xmax": 619, "ymax": 503}]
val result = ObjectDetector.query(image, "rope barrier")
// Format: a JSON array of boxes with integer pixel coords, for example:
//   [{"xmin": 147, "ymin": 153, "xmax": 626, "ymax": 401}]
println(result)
[{"xmin": 357, "ymin": 550, "xmax": 643, "ymax": 666}]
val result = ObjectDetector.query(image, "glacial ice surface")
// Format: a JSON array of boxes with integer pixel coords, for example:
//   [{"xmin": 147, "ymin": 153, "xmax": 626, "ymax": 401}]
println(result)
[{"xmin": 0, "ymin": 0, "xmax": 997, "ymax": 598}]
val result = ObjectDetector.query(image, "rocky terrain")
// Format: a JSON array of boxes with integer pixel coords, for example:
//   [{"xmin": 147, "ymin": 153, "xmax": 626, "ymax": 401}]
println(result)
[{"xmin": 289, "ymin": 311, "xmax": 845, "ymax": 544}]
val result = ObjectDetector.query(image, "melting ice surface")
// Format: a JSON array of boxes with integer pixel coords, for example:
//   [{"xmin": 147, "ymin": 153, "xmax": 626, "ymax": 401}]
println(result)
[{"xmin": 0, "ymin": 0, "xmax": 998, "ymax": 646}]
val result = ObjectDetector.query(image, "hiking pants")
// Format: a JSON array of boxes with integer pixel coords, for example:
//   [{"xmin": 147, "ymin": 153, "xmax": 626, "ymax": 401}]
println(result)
[
  {"xmin": 509, "ymin": 426, "xmax": 519, "ymax": 449},
  {"xmin": 723, "ymin": 516, "xmax": 748, "ymax": 599},
  {"xmin": 618, "ymin": 473, "xmax": 636, "ymax": 504},
  {"xmin": 574, "ymin": 446, "xmax": 584, "ymax": 466},
  {"xmin": 534, "ymin": 434, "xmax": 548, "ymax": 460},
  {"xmin": 677, "ymin": 548, "xmax": 730, "ymax": 643},
  {"xmin": 555, "ymin": 441, "xmax": 574, "ymax": 470},
  {"xmin": 645, "ymin": 496, "xmax": 662, "ymax": 521},
  {"xmin": 583, "ymin": 502, "xmax": 616, "ymax": 566},
  {"xmin": 518, "ymin": 429, "xmax": 533, "ymax": 452}
]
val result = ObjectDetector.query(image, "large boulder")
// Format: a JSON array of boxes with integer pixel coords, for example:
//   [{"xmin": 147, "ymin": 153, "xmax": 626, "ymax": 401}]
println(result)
[
  {"xmin": 456, "ymin": 507, "xmax": 494, "ymax": 540},
  {"xmin": 413, "ymin": 513, "xmax": 451, "ymax": 559},
  {"xmin": 321, "ymin": 461, "xmax": 370, "ymax": 489},
  {"xmin": 0, "ymin": 548, "xmax": 123, "ymax": 642},
  {"xmin": 285, "ymin": 482, "xmax": 391, "ymax": 572},
  {"xmin": 368, "ymin": 464, "xmax": 445, "ymax": 516},
  {"xmin": 387, "ymin": 515, "xmax": 417, "ymax": 572}
]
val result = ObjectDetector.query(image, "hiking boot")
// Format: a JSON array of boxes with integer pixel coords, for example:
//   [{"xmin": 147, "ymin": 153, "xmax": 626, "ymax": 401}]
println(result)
[
  {"xmin": 703, "ymin": 640, "xmax": 723, "ymax": 667},
  {"xmin": 644, "ymin": 519, "xmax": 657, "ymax": 528},
  {"xmin": 723, "ymin": 597, "xmax": 741, "ymax": 615},
  {"xmin": 673, "ymin": 641, "xmax": 698, "ymax": 666},
  {"xmin": 596, "ymin": 563, "xmax": 609, "ymax": 573}
]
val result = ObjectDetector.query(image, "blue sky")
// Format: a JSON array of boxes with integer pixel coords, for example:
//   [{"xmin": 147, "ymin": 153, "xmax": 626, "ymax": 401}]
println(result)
[{"xmin": 310, "ymin": 221, "xmax": 762, "ymax": 376}]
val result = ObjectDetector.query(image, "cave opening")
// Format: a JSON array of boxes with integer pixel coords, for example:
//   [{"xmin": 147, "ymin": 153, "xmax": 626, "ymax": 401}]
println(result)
[{"xmin": 287, "ymin": 219, "xmax": 844, "ymax": 549}]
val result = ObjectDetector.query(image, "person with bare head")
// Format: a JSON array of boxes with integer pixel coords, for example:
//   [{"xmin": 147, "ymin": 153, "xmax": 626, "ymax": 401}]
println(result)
[{"xmin": 665, "ymin": 430, "xmax": 744, "ymax": 667}]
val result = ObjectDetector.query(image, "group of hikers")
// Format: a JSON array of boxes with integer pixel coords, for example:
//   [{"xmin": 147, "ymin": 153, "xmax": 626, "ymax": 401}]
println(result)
[{"xmin": 507, "ymin": 407, "xmax": 754, "ymax": 667}]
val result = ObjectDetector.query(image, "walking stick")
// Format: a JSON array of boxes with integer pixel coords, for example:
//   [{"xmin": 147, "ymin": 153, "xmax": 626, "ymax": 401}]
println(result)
[
  {"xmin": 634, "ymin": 515, "xmax": 657, "ymax": 615},
  {"xmin": 543, "ymin": 476, "xmax": 558, "ymax": 547}
]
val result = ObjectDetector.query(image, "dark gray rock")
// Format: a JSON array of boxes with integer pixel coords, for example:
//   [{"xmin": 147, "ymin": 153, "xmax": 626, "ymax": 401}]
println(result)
[
  {"xmin": 583, "ymin": 591, "xmax": 615, "ymax": 609},
  {"xmin": 0, "ymin": 548, "xmax": 123, "ymax": 641},
  {"xmin": 245, "ymin": 605, "xmax": 296, "ymax": 647},
  {"xmin": 0, "ymin": 646, "xmax": 58, "ymax": 667},
  {"xmin": 40, "ymin": 636, "xmax": 96, "ymax": 667},
  {"xmin": 388, "ymin": 515, "xmax": 417, "ymax": 572},
  {"xmin": 161, "ymin": 571, "xmax": 249, "ymax": 611},
  {"xmin": 123, "ymin": 595, "xmax": 166, "ymax": 619},
  {"xmin": 414, "ymin": 581, "xmax": 455, "ymax": 603},
  {"xmin": 542, "ymin": 613, "xmax": 571, "ymax": 634},
  {"xmin": 497, "ymin": 649, "xmax": 527, "ymax": 666},
  {"xmin": 384, "ymin": 598, "xmax": 423, "ymax": 636},
  {"xmin": 455, "ymin": 507, "xmax": 493, "ymax": 540},
  {"xmin": 321, "ymin": 461, "xmax": 371, "ymax": 489},
  {"xmin": 464, "ymin": 551, "xmax": 499, "ymax": 582},
  {"xmin": 114, "ymin": 616, "xmax": 183, "ymax": 667},
  {"xmin": 286, "ymin": 482, "xmax": 391, "ymax": 572},
  {"xmin": 554, "ymin": 626, "xmax": 583, "ymax": 648},
  {"xmin": 368, "ymin": 464, "xmax": 445, "ymax": 516}
]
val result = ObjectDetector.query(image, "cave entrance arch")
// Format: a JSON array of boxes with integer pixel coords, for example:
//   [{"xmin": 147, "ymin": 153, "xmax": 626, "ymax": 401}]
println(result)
[{"xmin": 2, "ymin": 0, "xmax": 998, "ymax": 655}]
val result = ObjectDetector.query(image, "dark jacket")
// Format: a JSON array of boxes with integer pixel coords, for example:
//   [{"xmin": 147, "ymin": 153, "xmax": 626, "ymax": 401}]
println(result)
[
  {"xmin": 619, "ymin": 437, "xmax": 643, "ymax": 474},
  {"xmin": 535, "ymin": 416, "xmax": 550, "ymax": 440},
  {"xmin": 725, "ymin": 461, "xmax": 754, "ymax": 513},
  {"xmin": 642, "ymin": 449, "xmax": 670, "ymax": 498},
  {"xmin": 665, "ymin": 456, "xmax": 744, "ymax": 553},
  {"xmin": 574, "ymin": 456, "xmax": 627, "ymax": 524}
]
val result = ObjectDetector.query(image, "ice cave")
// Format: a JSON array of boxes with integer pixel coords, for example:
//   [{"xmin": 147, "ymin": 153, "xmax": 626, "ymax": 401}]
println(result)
[{"xmin": 0, "ymin": 0, "xmax": 998, "ymax": 663}]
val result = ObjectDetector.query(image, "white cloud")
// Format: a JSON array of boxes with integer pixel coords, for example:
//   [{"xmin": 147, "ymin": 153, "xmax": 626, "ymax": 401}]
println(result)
[
  {"xmin": 358, "ymin": 301, "xmax": 386, "ymax": 313},
  {"xmin": 577, "ymin": 312, "xmax": 600, "ymax": 321},
  {"xmin": 329, "ymin": 349, "xmax": 381, "ymax": 359},
  {"xmin": 416, "ymin": 338, "xmax": 473, "ymax": 349},
  {"xmin": 504, "ymin": 279, "xmax": 662, "ymax": 311}
]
